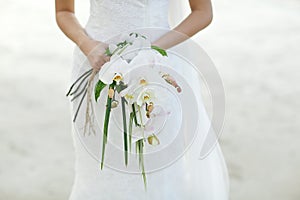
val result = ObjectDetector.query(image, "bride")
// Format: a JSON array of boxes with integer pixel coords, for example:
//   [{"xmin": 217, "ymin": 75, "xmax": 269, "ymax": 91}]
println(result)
[{"xmin": 55, "ymin": 0, "xmax": 229, "ymax": 199}]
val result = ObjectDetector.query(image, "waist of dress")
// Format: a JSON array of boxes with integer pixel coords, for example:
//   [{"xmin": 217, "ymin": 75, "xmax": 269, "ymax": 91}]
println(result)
[{"xmin": 84, "ymin": 15, "xmax": 170, "ymax": 42}]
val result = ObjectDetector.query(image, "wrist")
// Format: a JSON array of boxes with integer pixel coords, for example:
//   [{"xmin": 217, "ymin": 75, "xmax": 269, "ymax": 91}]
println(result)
[
  {"xmin": 151, "ymin": 42, "xmax": 167, "ymax": 50},
  {"xmin": 77, "ymin": 36, "xmax": 92, "ymax": 55},
  {"xmin": 151, "ymin": 41, "xmax": 159, "ymax": 47}
]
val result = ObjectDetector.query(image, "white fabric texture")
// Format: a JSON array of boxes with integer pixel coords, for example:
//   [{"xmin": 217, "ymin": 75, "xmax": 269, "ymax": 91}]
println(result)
[
  {"xmin": 68, "ymin": 0, "xmax": 230, "ymax": 199},
  {"xmin": 168, "ymin": 0, "xmax": 190, "ymax": 28}
]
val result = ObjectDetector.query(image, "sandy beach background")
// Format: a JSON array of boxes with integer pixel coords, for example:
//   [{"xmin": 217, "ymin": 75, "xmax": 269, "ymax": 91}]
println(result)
[{"xmin": 0, "ymin": 0, "xmax": 299, "ymax": 199}]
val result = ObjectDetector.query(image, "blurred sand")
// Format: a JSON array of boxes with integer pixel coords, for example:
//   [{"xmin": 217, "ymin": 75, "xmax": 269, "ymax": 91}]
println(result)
[{"xmin": 0, "ymin": 0, "xmax": 299, "ymax": 199}]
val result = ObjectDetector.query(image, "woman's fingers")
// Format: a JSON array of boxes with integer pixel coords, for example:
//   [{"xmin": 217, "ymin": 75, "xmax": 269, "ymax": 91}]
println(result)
[
  {"xmin": 92, "ymin": 56, "xmax": 110, "ymax": 72},
  {"xmin": 86, "ymin": 41, "xmax": 111, "ymax": 72},
  {"xmin": 104, "ymin": 56, "xmax": 110, "ymax": 62}
]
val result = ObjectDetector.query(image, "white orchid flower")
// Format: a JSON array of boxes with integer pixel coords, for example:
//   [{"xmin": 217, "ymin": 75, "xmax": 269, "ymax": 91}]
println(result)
[
  {"xmin": 136, "ymin": 88, "xmax": 155, "ymax": 106},
  {"xmin": 118, "ymin": 51, "xmax": 165, "ymax": 101},
  {"xmin": 129, "ymin": 48, "xmax": 168, "ymax": 68},
  {"xmin": 98, "ymin": 55, "xmax": 130, "ymax": 84},
  {"xmin": 121, "ymin": 80, "xmax": 151, "ymax": 111},
  {"xmin": 119, "ymin": 36, "xmax": 151, "ymax": 60},
  {"xmin": 133, "ymin": 36, "xmax": 151, "ymax": 49},
  {"xmin": 99, "ymin": 35, "xmax": 169, "ymax": 88},
  {"xmin": 119, "ymin": 78, "xmax": 138, "ymax": 99}
]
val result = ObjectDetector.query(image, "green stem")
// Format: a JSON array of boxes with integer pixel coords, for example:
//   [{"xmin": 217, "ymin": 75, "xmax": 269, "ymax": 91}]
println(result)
[
  {"xmin": 117, "ymin": 43, "xmax": 130, "ymax": 55},
  {"xmin": 72, "ymin": 88, "xmax": 88, "ymax": 122},
  {"xmin": 70, "ymin": 81, "xmax": 88, "ymax": 102},
  {"xmin": 132, "ymin": 103, "xmax": 140, "ymax": 127},
  {"xmin": 137, "ymin": 105, "xmax": 145, "ymax": 138},
  {"xmin": 69, "ymin": 70, "xmax": 92, "ymax": 96},
  {"xmin": 66, "ymin": 69, "xmax": 93, "ymax": 97},
  {"xmin": 137, "ymin": 139, "xmax": 147, "ymax": 190},
  {"xmin": 129, "ymin": 112, "xmax": 134, "ymax": 152},
  {"xmin": 121, "ymin": 96, "xmax": 128, "ymax": 166},
  {"xmin": 100, "ymin": 82, "xmax": 116, "ymax": 170}
]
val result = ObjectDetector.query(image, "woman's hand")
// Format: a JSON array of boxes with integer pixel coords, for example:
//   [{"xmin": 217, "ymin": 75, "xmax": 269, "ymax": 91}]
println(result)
[
  {"xmin": 79, "ymin": 38, "xmax": 110, "ymax": 72},
  {"xmin": 55, "ymin": 1, "xmax": 110, "ymax": 72},
  {"xmin": 152, "ymin": 0, "xmax": 213, "ymax": 50}
]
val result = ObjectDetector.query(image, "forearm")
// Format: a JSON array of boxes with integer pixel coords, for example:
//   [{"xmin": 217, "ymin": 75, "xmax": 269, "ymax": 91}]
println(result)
[
  {"xmin": 153, "ymin": 1, "xmax": 213, "ymax": 50},
  {"xmin": 56, "ymin": 10, "xmax": 94, "ymax": 56}
]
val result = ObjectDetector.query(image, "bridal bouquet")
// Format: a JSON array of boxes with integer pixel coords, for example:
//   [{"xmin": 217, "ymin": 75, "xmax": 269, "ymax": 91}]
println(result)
[{"xmin": 66, "ymin": 32, "xmax": 182, "ymax": 189}]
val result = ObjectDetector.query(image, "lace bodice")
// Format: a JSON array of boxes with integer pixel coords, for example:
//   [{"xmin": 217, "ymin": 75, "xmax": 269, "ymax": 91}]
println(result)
[{"xmin": 86, "ymin": 0, "xmax": 170, "ymax": 40}]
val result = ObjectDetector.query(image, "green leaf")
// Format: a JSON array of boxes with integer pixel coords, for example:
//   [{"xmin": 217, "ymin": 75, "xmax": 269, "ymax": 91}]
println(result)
[
  {"xmin": 105, "ymin": 47, "xmax": 112, "ymax": 56},
  {"xmin": 94, "ymin": 80, "xmax": 107, "ymax": 102},
  {"xmin": 151, "ymin": 45, "xmax": 168, "ymax": 56}
]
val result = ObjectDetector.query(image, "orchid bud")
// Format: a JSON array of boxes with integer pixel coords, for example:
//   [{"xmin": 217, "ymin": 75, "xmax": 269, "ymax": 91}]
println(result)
[
  {"xmin": 111, "ymin": 100, "xmax": 119, "ymax": 108},
  {"xmin": 147, "ymin": 134, "xmax": 160, "ymax": 146},
  {"xmin": 108, "ymin": 88, "xmax": 114, "ymax": 98}
]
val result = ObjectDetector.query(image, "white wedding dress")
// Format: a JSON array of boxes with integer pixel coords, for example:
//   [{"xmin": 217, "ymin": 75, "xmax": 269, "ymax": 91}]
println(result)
[{"xmin": 68, "ymin": 0, "xmax": 230, "ymax": 199}]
